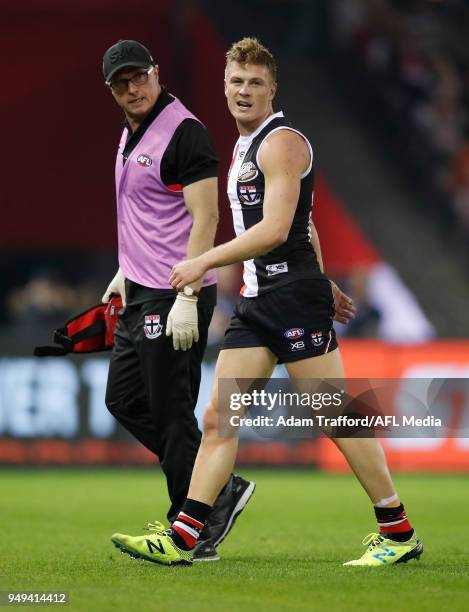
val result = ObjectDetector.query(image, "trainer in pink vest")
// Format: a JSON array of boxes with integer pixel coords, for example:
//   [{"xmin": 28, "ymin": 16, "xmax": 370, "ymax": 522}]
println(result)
[{"xmin": 115, "ymin": 96, "xmax": 217, "ymax": 289}]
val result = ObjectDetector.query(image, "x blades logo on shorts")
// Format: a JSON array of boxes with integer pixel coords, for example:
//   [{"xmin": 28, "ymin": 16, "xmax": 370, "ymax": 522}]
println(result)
[{"xmin": 290, "ymin": 341, "xmax": 305, "ymax": 351}]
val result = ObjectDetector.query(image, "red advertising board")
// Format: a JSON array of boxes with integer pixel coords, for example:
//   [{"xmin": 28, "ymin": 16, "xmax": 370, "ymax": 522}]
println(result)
[
  {"xmin": 316, "ymin": 340, "xmax": 469, "ymax": 472},
  {"xmin": 0, "ymin": 341, "xmax": 468, "ymax": 469}
]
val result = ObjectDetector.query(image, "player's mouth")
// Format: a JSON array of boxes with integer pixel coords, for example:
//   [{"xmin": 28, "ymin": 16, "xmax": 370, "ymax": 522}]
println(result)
[
  {"xmin": 237, "ymin": 101, "xmax": 252, "ymax": 110},
  {"xmin": 129, "ymin": 97, "xmax": 145, "ymax": 105}
]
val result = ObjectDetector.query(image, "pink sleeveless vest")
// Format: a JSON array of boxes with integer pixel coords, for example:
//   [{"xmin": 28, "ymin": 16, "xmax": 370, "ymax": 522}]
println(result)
[{"xmin": 115, "ymin": 96, "xmax": 216, "ymax": 289}]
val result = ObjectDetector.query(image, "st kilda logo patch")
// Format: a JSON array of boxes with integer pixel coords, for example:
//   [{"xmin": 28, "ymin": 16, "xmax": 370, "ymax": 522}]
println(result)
[
  {"xmin": 137, "ymin": 153, "xmax": 153, "ymax": 167},
  {"xmin": 239, "ymin": 185, "xmax": 261, "ymax": 204},
  {"xmin": 143, "ymin": 315, "xmax": 163, "ymax": 339},
  {"xmin": 238, "ymin": 161, "xmax": 258, "ymax": 182},
  {"xmin": 310, "ymin": 331, "xmax": 324, "ymax": 347}
]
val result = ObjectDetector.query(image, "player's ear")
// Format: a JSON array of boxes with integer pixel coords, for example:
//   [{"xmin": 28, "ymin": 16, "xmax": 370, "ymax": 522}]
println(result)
[
  {"xmin": 270, "ymin": 81, "xmax": 277, "ymax": 101},
  {"xmin": 224, "ymin": 64, "xmax": 231, "ymax": 97},
  {"xmin": 153, "ymin": 64, "xmax": 160, "ymax": 82}
]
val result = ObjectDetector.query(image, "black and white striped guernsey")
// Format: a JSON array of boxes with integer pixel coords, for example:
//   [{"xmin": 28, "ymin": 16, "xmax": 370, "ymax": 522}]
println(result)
[{"xmin": 227, "ymin": 111, "xmax": 323, "ymax": 297}]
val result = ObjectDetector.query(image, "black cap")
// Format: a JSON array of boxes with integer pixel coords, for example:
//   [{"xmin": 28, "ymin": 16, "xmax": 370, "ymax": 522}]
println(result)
[{"xmin": 103, "ymin": 40, "xmax": 154, "ymax": 82}]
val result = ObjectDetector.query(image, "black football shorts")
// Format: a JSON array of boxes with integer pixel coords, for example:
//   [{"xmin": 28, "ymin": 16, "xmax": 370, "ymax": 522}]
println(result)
[{"xmin": 221, "ymin": 278, "xmax": 338, "ymax": 363}]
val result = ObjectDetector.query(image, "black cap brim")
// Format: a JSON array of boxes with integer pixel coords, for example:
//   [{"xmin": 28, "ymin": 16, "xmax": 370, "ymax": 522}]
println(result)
[{"xmin": 105, "ymin": 61, "xmax": 152, "ymax": 83}]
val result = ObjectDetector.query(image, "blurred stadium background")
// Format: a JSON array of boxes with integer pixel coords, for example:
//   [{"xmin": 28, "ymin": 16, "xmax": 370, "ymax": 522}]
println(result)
[{"xmin": 2, "ymin": 0, "xmax": 469, "ymax": 476}]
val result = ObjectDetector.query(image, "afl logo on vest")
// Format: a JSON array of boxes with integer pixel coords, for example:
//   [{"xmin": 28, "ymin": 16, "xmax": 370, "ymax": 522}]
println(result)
[
  {"xmin": 137, "ymin": 153, "xmax": 153, "ymax": 167},
  {"xmin": 238, "ymin": 161, "xmax": 258, "ymax": 182}
]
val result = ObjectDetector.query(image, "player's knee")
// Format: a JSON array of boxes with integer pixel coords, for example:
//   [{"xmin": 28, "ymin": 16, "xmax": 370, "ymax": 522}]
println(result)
[{"xmin": 202, "ymin": 402, "xmax": 219, "ymax": 436}]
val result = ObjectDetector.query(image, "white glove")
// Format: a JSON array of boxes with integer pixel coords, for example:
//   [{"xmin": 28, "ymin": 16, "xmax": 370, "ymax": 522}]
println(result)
[
  {"xmin": 166, "ymin": 294, "xmax": 199, "ymax": 351},
  {"xmin": 102, "ymin": 268, "xmax": 126, "ymax": 306}
]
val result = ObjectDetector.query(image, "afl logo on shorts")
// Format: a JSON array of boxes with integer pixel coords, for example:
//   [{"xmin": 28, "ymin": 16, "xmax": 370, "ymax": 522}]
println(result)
[
  {"xmin": 284, "ymin": 328, "xmax": 304, "ymax": 340},
  {"xmin": 238, "ymin": 161, "xmax": 258, "ymax": 182},
  {"xmin": 144, "ymin": 315, "xmax": 163, "ymax": 339},
  {"xmin": 137, "ymin": 153, "xmax": 153, "ymax": 167}
]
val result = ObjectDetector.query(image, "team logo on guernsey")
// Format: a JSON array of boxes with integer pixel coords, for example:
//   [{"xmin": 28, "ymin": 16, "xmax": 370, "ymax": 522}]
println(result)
[
  {"xmin": 310, "ymin": 332, "xmax": 324, "ymax": 347},
  {"xmin": 143, "ymin": 315, "xmax": 163, "ymax": 339},
  {"xmin": 284, "ymin": 328, "xmax": 304, "ymax": 340},
  {"xmin": 239, "ymin": 185, "xmax": 261, "ymax": 204},
  {"xmin": 238, "ymin": 161, "xmax": 258, "ymax": 182},
  {"xmin": 137, "ymin": 153, "xmax": 153, "ymax": 167}
]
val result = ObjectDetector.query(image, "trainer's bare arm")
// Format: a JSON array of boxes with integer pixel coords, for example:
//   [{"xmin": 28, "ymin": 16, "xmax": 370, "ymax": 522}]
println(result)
[
  {"xmin": 169, "ymin": 130, "xmax": 305, "ymax": 289},
  {"xmin": 165, "ymin": 176, "xmax": 219, "ymax": 351},
  {"xmin": 310, "ymin": 221, "xmax": 356, "ymax": 324},
  {"xmin": 183, "ymin": 176, "xmax": 219, "ymax": 291}
]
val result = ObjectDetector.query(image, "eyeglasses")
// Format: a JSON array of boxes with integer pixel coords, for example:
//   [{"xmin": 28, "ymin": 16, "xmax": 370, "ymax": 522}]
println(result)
[{"xmin": 107, "ymin": 66, "xmax": 154, "ymax": 95}]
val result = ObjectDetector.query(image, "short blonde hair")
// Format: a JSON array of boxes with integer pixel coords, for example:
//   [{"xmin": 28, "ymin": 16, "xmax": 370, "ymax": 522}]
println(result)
[{"xmin": 225, "ymin": 37, "xmax": 277, "ymax": 82}]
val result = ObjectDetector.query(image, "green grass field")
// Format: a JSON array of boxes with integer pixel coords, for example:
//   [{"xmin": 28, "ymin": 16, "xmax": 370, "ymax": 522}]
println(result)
[{"xmin": 1, "ymin": 469, "xmax": 468, "ymax": 611}]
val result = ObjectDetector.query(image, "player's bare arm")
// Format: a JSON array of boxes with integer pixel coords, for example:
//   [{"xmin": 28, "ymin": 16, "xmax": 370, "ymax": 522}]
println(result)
[
  {"xmin": 169, "ymin": 129, "xmax": 306, "ymax": 289},
  {"xmin": 310, "ymin": 221, "xmax": 324, "ymax": 273},
  {"xmin": 310, "ymin": 221, "xmax": 356, "ymax": 324},
  {"xmin": 183, "ymin": 176, "xmax": 219, "ymax": 291}
]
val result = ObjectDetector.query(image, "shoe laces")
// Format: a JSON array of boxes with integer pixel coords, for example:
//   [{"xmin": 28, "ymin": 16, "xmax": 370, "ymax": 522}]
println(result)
[
  {"xmin": 362, "ymin": 533, "xmax": 385, "ymax": 550},
  {"xmin": 143, "ymin": 520, "xmax": 166, "ymax": 535}
]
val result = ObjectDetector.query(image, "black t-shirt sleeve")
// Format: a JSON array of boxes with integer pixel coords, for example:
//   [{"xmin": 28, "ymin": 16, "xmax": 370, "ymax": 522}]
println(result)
[{"xmin": 160, "ymin": 119, "xmax": 219, "ymax": 188}]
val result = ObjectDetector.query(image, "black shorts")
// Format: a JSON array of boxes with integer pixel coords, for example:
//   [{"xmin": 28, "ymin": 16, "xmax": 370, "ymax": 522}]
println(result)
[{"xmin": 221, "ymin": 278, "xmax": 338, "ymax": 364}]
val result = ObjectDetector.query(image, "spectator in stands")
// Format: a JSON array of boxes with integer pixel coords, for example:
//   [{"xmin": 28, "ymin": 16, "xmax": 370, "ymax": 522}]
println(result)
[
  {"xmin": 449, "ymin": 135, "xmax": 469, "ymax": 232},
  {"xmin": 333, "ymin": 0, "xmax": 469, "ymax": 242},
  {"xmin": 6, "ymin": 268, "xmax": 75, "ymax": 329}
]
